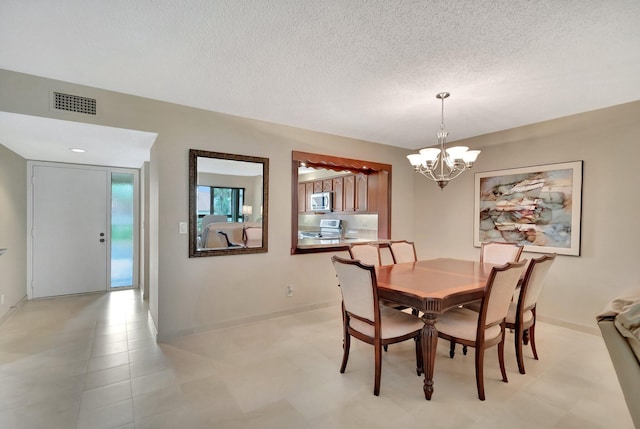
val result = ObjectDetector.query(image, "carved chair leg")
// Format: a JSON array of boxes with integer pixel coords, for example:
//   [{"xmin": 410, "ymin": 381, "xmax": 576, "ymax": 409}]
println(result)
[
  {"xmin": 475, "ymin": 346, "xmax": 486, "ymax": 401},
  {"xmin": 498, "ymin": 338, "xmax": 508, "ymax": 383},
  {"xmin": 529, "ymin": 322, "xmax": 539, "ymax": 360},
  {"xmin": 340, "ymin": 332, "xmax": 350, "ymax": 373},
  {"xmin": 515, "ymin": 326, "xmax": 526, "ymax": 375},
  {"xmin": 374, "ymin": 343, "xmax": 382, "ymax": 396}
]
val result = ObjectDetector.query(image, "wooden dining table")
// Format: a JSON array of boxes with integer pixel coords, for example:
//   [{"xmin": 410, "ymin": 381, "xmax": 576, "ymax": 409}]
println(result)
[{"xmin": 375, "ymin": 258, "xmax": 495, "ymax": 400}]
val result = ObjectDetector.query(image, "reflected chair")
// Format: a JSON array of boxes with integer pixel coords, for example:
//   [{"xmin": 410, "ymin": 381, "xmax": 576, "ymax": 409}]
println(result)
[
  {"xmin": 437, "ymin": 260, "xmax": 527, "ymax": 400},
  {"xmin": 203, "ymin": 227, "xmax": 229, "ymax": 248},
  {"xmin": 480, "ymin": 241, "xmax": 523, "ymax": 265},
  {"xmin": 242, "ymin": 226, "xmax": 262, "ymax": 247},
  {"xmin": 389, "ymin": 240, "xmax": 418, "ymax": 264},
  {"xmin": 348, "ymin": 243, "xmax": 382, "ymax": 267},
  {"xmin": 506, "ymin": 253, "xmax": 556, "ymax": 374},
  {"xmin": 331, "ymin": 256, "xmax": 423, "ymax": 396}
]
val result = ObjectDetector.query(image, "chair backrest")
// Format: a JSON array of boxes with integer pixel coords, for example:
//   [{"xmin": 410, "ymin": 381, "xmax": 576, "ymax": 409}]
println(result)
[
  {"xmin": 482, "ymin": 260, "xmax": 528, "ymax": 327},
  {"xmin": 480, "ymin": 241, "xmax": 523, "ymax": 265},
  {"xmin": 349, "ymin": 243, "xmax": 382, "ymax": 267},
  {"xmin": 389, "ymin": 240, "xmax": 417, "ymax": 264},
  {"xmin": 519, "ymin": 253, "xmax": 556, "ymax": 312},
  {"xmin": 204, "ymin": 228, "xmax": 229, "ymax": 248},
  {"xmin": 331, "ymin": 256, "xmax": 378, "ymax": 324},
  {"xmin": 200, "ymin": 216, "xmax": 229, "ymax": 247}
]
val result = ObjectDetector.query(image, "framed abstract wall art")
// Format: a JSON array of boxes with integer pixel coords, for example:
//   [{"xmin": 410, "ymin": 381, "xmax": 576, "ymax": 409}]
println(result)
[{"xmin": 474, "ymin": 161, "xmax": 583, "ymax": 256}]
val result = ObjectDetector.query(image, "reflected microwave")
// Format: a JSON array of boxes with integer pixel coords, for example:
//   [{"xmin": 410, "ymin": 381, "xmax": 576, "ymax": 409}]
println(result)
[{"xmin": 310, "ymin": 192, "xmax": 332, "ymax": 212}]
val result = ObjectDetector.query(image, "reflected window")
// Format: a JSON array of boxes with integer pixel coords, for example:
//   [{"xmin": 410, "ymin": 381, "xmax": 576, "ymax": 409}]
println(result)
[{"xmin": 197, "ymin": 186, "xmax": 245, "ymax": 225}]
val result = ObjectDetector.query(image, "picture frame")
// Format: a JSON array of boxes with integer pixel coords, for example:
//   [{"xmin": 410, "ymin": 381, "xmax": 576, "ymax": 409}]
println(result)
[{"xmin": 474, "ymin": 161, "xmax": 583, "ymax": 256}]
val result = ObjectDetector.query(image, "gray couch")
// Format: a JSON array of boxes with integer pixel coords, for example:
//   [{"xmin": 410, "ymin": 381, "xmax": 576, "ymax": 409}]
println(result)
[{"xmin": 597, "ymin": 296, "xmax": 640, "ymax": 428}]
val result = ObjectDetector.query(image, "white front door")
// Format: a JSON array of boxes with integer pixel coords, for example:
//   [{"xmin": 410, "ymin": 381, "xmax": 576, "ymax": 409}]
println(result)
[{"xmin": 31, "ymin": 164, "xmax": 109, "ymax": 298}]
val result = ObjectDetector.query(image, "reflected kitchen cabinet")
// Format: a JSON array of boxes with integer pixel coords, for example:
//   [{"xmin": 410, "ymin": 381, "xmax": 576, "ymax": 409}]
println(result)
[
  {"xmin": 292, "ymin": 151, "xmax": 391, "ymax": 254},
  {"xmin": 343, "ymin": 173, "xmax": 368, "ymax": 212},
  {"xmin": 344, "ymin": 175, "xmax": 355, "ymax": 211},
  {"xmin": 355, "ymin": 173, "xmax": 368, "ymax": 212},
  {"xmin": 305, "ymin": 182, "xmax": 314, "ymax": 211},
  {"xmin": 299, "ymin": 173, "xmax": 369, "ymax": 213},
  {"xmin": 297, "ymin": 183, "xmax": 306, "ymax": 213},
  {"xmin": 332, "ymin": 177, "xmax": 343, "ymax": 212}
]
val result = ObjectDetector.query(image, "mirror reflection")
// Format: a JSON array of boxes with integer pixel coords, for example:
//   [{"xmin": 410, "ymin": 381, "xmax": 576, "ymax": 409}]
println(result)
[{"xmin": 189, "ymin": 150, "xmax": 268, "ymax": 257}]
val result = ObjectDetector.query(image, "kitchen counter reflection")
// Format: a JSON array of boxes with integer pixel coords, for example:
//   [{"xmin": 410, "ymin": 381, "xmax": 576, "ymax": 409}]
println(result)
[{"xmin": 296, "ymin": 237, "xmax": 389, "ymax": 249}]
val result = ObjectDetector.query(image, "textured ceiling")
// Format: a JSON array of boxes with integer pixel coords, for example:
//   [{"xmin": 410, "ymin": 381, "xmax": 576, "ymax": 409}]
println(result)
[{"xmin": 1, "ymin": 0, "xmax": 639, "ymax": 163}]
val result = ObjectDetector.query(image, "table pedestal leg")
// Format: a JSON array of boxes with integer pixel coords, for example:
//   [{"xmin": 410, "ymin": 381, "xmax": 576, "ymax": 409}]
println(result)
[{"xmin": 421, "ymin": 313, "xmax": 438, "ymax": 400}]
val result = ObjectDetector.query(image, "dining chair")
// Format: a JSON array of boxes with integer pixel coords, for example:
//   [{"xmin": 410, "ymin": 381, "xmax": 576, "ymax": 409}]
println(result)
[
  {"xmin": 349, "ymin": 242, "xmax": 411, "ymax": 340},
  {"xmin": 389, "ymin": 240, "xmax": 417, "ymax": 264},
  {"xmin": 331, "ymin": 256, "xmax": 423, "ymax": 396},
  {"xmin": 436, "ymin": 259, "xmax": 527, "ymax": 400},
  {"xmin": 506, "ymin": 253, "xmax": 556, "ymax": 374},
  {"xmin": 348, "ymin": 242, "xmax": 382, "ymax": 267},
  {"xmin": 242, "ymin": 226, "xmax": 262, "ymax": 246},
  {"xmin": 480, "ymin": 241, "xmax": 523, "ymax": 265},
  {"xmin": 456, "ymin": 241, "xmax": 524, "ymax": 356}
]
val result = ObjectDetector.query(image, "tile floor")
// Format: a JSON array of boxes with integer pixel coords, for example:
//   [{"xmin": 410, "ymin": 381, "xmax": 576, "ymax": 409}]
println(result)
[{"xmin": 0, "ymin": 289, "xmax": 634, "ymax": 429}]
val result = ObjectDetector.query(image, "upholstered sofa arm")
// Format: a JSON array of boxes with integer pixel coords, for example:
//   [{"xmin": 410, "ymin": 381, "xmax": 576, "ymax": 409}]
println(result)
[{"xmin": 598, "ymin": 318, "xmax": 640, "ymax": 428}]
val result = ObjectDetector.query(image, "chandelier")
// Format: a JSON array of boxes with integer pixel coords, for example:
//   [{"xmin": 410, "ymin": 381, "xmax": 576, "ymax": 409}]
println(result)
[{"xmin": 407, "ymin": 92, "xmax": 480, "ymax": 189}]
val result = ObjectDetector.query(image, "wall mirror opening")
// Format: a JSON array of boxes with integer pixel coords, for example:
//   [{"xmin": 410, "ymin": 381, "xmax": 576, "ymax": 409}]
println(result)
[
  {"xmin": 291, "ymin": 151, "xmax": 391, "ymax": 254},
  {"xmin": 189, "ymin": 149, "xmax": 269, "ymax": 257}
]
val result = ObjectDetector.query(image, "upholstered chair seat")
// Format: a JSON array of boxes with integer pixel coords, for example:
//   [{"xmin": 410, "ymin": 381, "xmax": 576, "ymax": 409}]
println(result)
[
  {"xmin": 437, "ymin": 308, "xmax": 502, "ymax": 342},
  {"xmin": 506, "ymin": 303, "xmax": 534, "ymax": 326},
  {"xmin": 349, "ymin": 306, "xmax": 423, "ymax": 339}
]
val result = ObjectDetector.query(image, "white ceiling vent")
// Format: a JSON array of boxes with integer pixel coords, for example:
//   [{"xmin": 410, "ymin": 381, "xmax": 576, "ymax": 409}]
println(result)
[{"xmin": 53, "ymin": 92, "xmax": 97, "ymax": 115}]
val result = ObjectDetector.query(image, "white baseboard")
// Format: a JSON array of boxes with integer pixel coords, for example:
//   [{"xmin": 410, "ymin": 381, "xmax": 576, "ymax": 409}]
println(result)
[
  {"xmin": 537, "ymin": 314, "xmax": 600, "ymax": 336},
  {"xmin": 156, "ymin": 300, "xmax": 340, "ymax": 343},
  {"xmin": 0, "ymin": 294, "xmax": 28, "ymax": 326}
]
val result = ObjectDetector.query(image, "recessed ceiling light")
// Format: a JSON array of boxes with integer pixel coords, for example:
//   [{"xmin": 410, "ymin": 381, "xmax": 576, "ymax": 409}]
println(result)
[{"xmin": 70, "ymin": 148, "xmax": 86, "ymax": 153}]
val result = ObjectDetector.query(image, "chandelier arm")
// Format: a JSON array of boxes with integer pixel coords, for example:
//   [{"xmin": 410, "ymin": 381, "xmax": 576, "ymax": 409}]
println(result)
[
  {"xmin": 445, "ymin": 167, "xmax": 467, "ymax": 181},
  {"xmin": 417, "ymin": 168, "xmax": 438, "ymax": 183}
]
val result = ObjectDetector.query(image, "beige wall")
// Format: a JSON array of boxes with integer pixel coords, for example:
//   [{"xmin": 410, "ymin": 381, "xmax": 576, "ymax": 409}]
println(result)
[
  {"xmin": 413, "ymin": 100, "xmax": 640, "ymax": 331},
  {"xmin": 0, "ymin": 143, "xmax": 27, "ymax": 320},
  {"xmin": 2, "ymin": 68, "xmax": 637, "ymax": 337},
  {"xmin": 150, "ymin": 105, "xmax": 414, "ymax": 340},
  {"xmin": 0, "ymin": 69, "xmax": 415, "ymax": 339}
]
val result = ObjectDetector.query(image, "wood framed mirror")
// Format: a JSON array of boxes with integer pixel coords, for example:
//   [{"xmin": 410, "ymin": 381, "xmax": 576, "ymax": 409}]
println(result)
[{"xmin": 189, "ymin": 149, "xmax": 269, "ymax": 257}]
